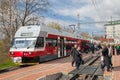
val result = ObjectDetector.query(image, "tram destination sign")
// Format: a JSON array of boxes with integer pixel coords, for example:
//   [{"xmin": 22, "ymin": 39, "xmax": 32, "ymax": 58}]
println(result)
[{"xmin": 21, "ymin": 32, "xmax": 33, "ymax": 37}]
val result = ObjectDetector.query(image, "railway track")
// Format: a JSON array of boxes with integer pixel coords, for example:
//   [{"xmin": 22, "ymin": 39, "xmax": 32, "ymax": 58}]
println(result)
[{"xmin": 69, "ymin": 54, "xmax": 103, "ymax": 80}]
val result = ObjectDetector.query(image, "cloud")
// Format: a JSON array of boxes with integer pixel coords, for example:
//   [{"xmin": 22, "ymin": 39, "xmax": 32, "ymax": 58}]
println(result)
[
  {"xmin": 53, "ymin": 0, "xmax": 120, "ymax": 20},
  {"xmin": 45, "ymin": 0, "xmax": 120, "ymax": 34},
  {"xmin": 93, "ymin": 0, "xmax": 120, "ymax": 20},
  {"xmin": 45, "ymin": 17, "xmax": 75, "ymax": 28}
]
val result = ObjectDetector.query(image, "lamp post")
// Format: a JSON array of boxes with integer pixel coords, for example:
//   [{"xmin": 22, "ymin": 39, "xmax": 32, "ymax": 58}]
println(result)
[
  {"xmin": 91, "ymin": 31, "xmax": 95, "ymax": 43},
  {"xmin": 91, "ymin": 31, "xmax": 103, "ymax": 43},
  {"xmin": 69, "ymin": 24, "xmax": 76, "ymax": 32}
]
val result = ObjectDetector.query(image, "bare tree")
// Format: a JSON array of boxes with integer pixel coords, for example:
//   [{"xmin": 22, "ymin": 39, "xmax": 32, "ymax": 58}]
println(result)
[
  {"xmin": 16, "ymin": 0, "xmax": 49, "ymax": 26},
  {"xmin": 0, "ymin": 0, "xmax": 49, "ymax": 49},
  {"xmin": 0, "ymin": 0, "xmax": 13, "ymax": 46}
]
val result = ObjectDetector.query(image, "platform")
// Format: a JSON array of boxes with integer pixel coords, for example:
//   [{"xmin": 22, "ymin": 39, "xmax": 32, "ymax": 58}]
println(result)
[
  {"xmin": 0, "ymin": 52, "xmax": 92, "ymax": 80},
  {"xmin": 104, "ymin": 55, "xmax": 120, "ymax": 80}
]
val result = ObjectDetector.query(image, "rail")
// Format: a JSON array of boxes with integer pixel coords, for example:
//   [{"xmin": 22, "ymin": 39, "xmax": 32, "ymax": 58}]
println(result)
[{"xmin": 69, "ymin": 54, "xmax": 103, "ymax": 80}]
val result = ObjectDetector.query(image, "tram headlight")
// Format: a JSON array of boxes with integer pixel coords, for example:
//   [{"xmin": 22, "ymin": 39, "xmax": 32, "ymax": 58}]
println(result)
[
  {"xmin": 23, "ymin": 52, "xmax": 27, "ymax": 55},
  {"xmin": 23, "ymin": 52, "xmax": 32, "ymax": 56},
  {"xmin": 29, "ymin": 52, "xmax": 32, "ymax": 54},
  {"xmin": 10, "ymin": 52, "xmax": 14, "ymax": 55}
]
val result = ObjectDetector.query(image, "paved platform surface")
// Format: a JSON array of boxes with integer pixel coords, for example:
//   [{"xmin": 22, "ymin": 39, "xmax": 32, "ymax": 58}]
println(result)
[
  {"xmin": 0, "ymin": 53, "xmax": 92, "ymax": 80},
  {"xmin": 113, "ymin": 55, "xmax": 120, "ymax": 80},
  {"xmin": 104, "ymin": 55, "xmax": 120, "ymax": 80}
]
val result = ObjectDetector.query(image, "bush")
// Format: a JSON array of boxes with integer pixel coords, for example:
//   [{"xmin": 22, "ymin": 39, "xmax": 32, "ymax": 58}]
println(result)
[{"xmin": 0, "ymin": 39, "xmax": 16, "ymax": 69}]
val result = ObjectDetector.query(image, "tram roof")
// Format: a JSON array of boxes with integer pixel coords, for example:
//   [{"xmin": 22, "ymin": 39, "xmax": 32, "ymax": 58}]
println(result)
[{"xmin": 15, "ymin": 25, "xmax": 82, "ymax": 40}]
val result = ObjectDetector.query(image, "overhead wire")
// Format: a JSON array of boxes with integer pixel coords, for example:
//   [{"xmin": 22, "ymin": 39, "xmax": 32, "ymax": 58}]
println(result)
[
  {"xmin": 90, "ymin": 0, "xmax": 103, "ymax": 21},
  {"xmin": 93, "ymin": 0, "xmax": 106, "ymax": 21},
  {"xmin": 48, "ymin": 1, "xmax": 112, "ymax": 27},
  {"xmin": 80, "ymin": 20, "xmax": 111, "ymax": 24}
]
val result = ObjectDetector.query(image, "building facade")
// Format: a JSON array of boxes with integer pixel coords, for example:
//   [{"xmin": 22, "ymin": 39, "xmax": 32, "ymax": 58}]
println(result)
[{"xmin": 104, "ymin": 21, "xmax": 120, "ymax": 43}]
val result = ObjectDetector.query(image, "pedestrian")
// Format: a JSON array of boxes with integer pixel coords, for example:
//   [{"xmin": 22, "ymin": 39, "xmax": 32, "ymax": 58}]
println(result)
[
  {"xmin": 116, "ymin": 44, "xmax": 120, "ymax": 55},
  {"xmin": 70, "ymin": 44, "xmax": 77, "ymax": 67},
  {"xmin": 118, "ymin": 44, "xmax": 120, "ymax": 55},
  {"xmin": 111, "ymin": 45, "xmax": 114, "ymax": 55},
  {"xmin": 74, "ymin": 46, "xmax": 82, "ymax": 70},
  {"xmin": 100, "ymin": 54, "xmax": 104, "ymax": 69},
  {"xmin": 91, "ymin": 43, "xmax": 95, "ymax": 54},
  {"xmin": 101, "ymin": 44, "xmax": 111, "ymax": 71},
  {"xmin": 108, "ymin": 44, "xmax": 113, "ymax": 69},
  {"xmin": 98, "ymin": 43, "xmax": 102, "ymax": 50}
]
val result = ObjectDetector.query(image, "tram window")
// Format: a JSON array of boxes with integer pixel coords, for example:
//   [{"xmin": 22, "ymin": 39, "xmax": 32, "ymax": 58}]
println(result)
[
  {"xmin": 35, "ymin": 37, "xmax": 44, "ymax": 48},
  {"xmin": 52, "ymin": 39, "xmax": 57, "ymax": 46},
  {"xmin": 46, "ymin": 38, "xmax": 57, "ymax": 47},
  {"xmin": 66, "ymin": 45, "xmax": 71, "ymax": 50}
]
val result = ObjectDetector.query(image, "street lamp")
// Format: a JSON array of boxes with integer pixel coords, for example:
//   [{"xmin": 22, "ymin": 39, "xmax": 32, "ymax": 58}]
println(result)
[
  {"xmin": 91, "ymin": 31, "xmax": 104, "ymax": 43},
  {"xmin": 91, "ymin": 31, "xmax": 97, "ymax": 43},
  {"xmin": 69, "ymin": 24, "xmax": 76, "ymax": 32}
]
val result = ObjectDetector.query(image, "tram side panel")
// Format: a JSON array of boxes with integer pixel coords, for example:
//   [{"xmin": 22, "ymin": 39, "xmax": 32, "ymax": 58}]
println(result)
[{"xmin": 39, "ymin": 38, "xmax": 58, "ymax": 62}]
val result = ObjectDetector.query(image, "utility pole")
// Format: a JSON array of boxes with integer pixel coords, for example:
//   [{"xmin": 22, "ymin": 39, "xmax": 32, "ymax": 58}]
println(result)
[
  {"xmin": 111, "ymin": 16, "xmax": 115, "ymax": 39},
  {"xmin": 77, "ymin": 14, "xmax": 80, "ymax": 31},
  {"xmin": 104, "ymin": 25, "xmax": 107, "ymax": 38},
  {"xmin": 91, "ymin": 32, "xmax": 94, "ymax": 43}
]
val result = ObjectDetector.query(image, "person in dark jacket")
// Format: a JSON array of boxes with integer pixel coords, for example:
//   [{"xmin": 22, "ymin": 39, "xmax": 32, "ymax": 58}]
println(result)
[
  {"xmin": 91, "ymin": 43, "xmax": 95, "ymax": 54},
  {"xmin": 101, "ymin": 45, "xmax": 111, "ymax": 71},
  {"xmin": 70, "ymin": 44, "xmax": 77, "ymax": 67},
  {"xmin": 74, "ymin": 46, "xmax": 82, "ymax": 69}
]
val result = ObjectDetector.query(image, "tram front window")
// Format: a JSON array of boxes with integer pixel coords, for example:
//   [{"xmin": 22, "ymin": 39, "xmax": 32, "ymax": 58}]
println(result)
[
  {"xmin": 35, "ymin": 37, "xmax": 44, "ymax": 48},
  {"xmin": 12, "ymin": 38, "xmax": 36, "ymax": 48}
]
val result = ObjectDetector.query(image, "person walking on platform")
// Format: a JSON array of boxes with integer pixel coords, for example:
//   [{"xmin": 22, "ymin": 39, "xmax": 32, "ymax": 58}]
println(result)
[
  {"xmin": 98, "ymin": 43, "xmax": 102, "ymax": 50},
  {"xmin": 91, "ymin": 43, "xmax": 95, "ymax": 54},
  {"xmin": 118, "ymin": 44, "xmax": 120, "ymax": 55},
  {"xmin": 116, "ymin": 44, "xmax": 120, "ymax": 55},
  {"xmin": 108, "ymin": 44, "xmax": 113, "ymax": 69},
  {"xmin": 74, "ymin": 46, "xmax": 82, "ymax": 70},
  {"xmin": 112, "ymin": 45, "xmax": 115, "ymax": 55},
  {"xmin": 70, "ymin": 44, "xmax": 77, "ymax": 67},
  {"xmin": 101, "ymin": 45, "xmax": 111, "ymax": 71}
]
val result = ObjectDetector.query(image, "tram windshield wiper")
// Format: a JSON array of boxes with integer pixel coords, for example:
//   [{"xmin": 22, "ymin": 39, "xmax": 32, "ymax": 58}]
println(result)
[
  {"xmin": 27, "ymin": 44, "xmax": 33, "ymax": 49},
  {"xmin": 27, "ymin": 41, "xmax": 36, "ymax": 49},
  {"xmin": 27, "ymin": 45, "xmax": 31, "ymax": 49},
  {"xmin": 14, "ymin": 45, "xmax": 17, "ymax": 49}
]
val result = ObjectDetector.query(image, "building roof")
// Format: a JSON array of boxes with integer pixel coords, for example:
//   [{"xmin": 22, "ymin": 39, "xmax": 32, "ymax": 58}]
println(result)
[
  {"xmin": 104, "ymin": 20, "xmax": 120, "ymax": 26},
  {"xmin": 98, "ymin": 38, "xmax": 114, "ymax": 42}
]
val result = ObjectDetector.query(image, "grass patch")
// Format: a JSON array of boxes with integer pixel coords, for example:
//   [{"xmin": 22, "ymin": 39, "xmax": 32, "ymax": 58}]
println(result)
[
  {"xmin": 0, "ymin": 58, "xmax": 19, "ymax": 69},
  {"xmin": 0, "ymin": 40, "xmax": 19, "ymax": 69}
]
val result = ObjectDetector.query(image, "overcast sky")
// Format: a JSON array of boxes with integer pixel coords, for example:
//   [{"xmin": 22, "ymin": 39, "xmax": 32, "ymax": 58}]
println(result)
[{"xmin": 43, "ymin": 0, "xmax": 120, "ymax": 35}]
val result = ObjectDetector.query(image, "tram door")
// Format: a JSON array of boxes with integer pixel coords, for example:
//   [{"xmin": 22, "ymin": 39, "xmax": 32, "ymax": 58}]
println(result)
[{"xmin": 58, "ymin": 37, "xmax": 64, "ymax": 57}]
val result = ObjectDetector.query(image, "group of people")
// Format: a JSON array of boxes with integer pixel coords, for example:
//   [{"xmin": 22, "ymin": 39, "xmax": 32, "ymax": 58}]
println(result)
[
  {"xmin": 101, "ymin": 44, "xmax": 113, "ymax": 72},
  {"xmin": 91, "ymin": 43, "xmax": 102, "ymax": 54},
  {"xmin": 70, "ymin": 44, "xmax": 83, "ymax": 70},
  {"xmin": 70, "ymin": 43, "xmax": 114, "ymax": 71},
  {"xmin": 82, "ymin": 43, "xmax": 102, "ymax": 54}
]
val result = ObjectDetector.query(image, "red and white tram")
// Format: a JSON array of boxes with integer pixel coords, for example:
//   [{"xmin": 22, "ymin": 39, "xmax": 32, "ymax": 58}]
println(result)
[{"xmin": 9, "ymin": 25, "xmax": 89, "ymax": 64}]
